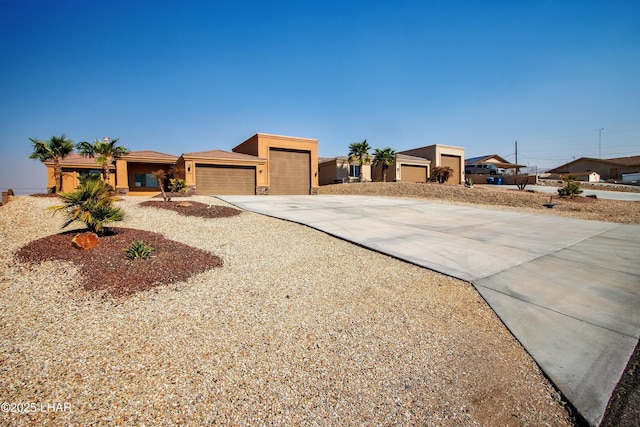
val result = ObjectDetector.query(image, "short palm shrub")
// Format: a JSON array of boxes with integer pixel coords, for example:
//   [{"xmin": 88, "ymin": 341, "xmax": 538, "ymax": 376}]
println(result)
[
  {"xmin": 49, "ymin": 180, "xmax": 123, "ymax": 234},
  {"xmin": 432, "ymin": 166, "xmax": 454, "ymax": 184},
  {"xmin": 123, "ymin": 240, "xmax": 155, "ymax": 260},
  {"xmin": 558, "ymin": 175, "xmax": 583, "ymax": 198}
]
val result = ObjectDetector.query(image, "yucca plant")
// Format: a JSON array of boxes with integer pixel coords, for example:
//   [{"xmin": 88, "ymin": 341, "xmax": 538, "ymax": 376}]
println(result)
[
  {"xmin": 123, "ymin": 240, "xmax": 155, "ymax": 260},
  {"xmin": 49, "ymin": 179, "xmax": 123, "ymax": 234}
]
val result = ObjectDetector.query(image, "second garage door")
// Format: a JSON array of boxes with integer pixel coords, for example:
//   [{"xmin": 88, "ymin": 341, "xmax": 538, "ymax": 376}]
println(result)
[
  {"xmin": 195, "ymin": 165, "xmax": 255, "ymax": 195},
  {"xmin": 269, "ymin": 148, "xmax": 310, "ymax": 195},
  {"xmin": 440, "ymin": 155, "xmax": 461, "ymax": 184},
  {"xmin": 400, "ymin": 165, "xmax": 428, "ymax": 183}
]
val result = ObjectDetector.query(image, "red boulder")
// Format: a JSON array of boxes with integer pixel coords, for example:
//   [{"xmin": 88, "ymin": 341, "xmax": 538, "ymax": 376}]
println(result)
[{"xmin": 71, "ymin": 232, "xmax": 99, "ymax": 250}]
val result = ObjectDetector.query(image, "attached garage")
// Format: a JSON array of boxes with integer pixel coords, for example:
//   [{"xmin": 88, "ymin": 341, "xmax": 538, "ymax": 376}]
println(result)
[
  {"xmin": 400, "ymin": 164, "xmax": 428, "ymax": 183},
  {"xmin": 195, "ymin": 165, "xmax": 255, "ymax": 195},
  {"xmin": 269, "ymin": 148, "xmax": 310, "ymax": 195},
  {"xmin": 233, "ymin": 133, "xmax": 319, "ymax": 195},
  {"xmin": 440, "ymin": 155, "xmax": 461, "ymax": 184},
  {"xmin": 177, "ymin": 149, "xmax": 266, "ymax": 196}
]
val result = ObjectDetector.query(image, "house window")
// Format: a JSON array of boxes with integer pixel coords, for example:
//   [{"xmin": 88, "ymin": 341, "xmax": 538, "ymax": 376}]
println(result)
[
  {"xmin": 349, "ymin": 165, "xmax": 360, "ymax": 177},
  {"xmin": 78, "ymin": 170, "xmax": 102, "ymax": 184},
  {"xmin": 134, "ymin": 173, "xmax": 158, "ymax": 188}
]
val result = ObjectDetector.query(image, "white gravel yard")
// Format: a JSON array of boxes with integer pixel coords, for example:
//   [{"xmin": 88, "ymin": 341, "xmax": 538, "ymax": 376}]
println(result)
[{"xmin": 0, "ymin": 195, "xmax": 573, "ymax": 426}]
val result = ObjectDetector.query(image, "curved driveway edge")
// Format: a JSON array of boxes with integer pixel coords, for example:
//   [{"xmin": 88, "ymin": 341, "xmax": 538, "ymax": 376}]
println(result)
[{"xmin": 218, "ymin": 195, "xmax": 640, "ymax": 426}]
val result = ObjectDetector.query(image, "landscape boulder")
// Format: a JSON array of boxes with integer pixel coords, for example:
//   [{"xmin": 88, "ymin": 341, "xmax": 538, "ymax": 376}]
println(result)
[{"xmin": 71, "ymin": 232, "xmax": 99, "ymax": 250}]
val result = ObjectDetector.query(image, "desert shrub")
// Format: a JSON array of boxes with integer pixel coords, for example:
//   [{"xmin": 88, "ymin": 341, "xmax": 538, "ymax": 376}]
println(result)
[
  {"xmin": 514, "ymin": 175, "xmax": 529, "ymax": 190},
  {"xmin": 432, "ymin": 166, "xmax": 454, "ymax": 184},
  {"xmin": 123, "ymin": 240, "xmax": 155, "ymax": 260},
  {"xmin": 49, "ymin": 180, "xmax": 123, "ymax": 234},
  {"xmin": 558, "ymin": 175, "xmax": 583, "ymax": 198}
]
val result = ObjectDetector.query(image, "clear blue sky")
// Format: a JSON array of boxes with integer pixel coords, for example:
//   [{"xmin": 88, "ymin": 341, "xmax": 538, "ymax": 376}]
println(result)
[{"xmin": 1, "ymin": 0, "xmax": 638, "ymax": 193}]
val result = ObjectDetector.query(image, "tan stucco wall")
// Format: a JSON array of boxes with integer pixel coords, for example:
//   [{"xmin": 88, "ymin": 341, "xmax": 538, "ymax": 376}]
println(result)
[
  {"xmin": 319, "ymin": 160, "xmax": 342, "ymax": 185},
  {"xmin": 47, "ymin": 164, "xmax": 115, "ymax": 193},
  {"xmin": 234, "ymin": 133, "xmax": 319, "ymax": 193},
  {"xmin": 371, "ymin": 160, "xmax": 397, "ymax": 182}
]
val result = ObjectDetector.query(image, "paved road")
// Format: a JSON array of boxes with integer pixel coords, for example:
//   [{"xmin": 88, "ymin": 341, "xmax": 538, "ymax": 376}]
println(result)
[
  {"xmin": 499, "ymin": 184, "xmax": 640, "ymax": 201},
  {"xmin": 219, "ymin": 195, "xmax": 640, "ymax": 426}
]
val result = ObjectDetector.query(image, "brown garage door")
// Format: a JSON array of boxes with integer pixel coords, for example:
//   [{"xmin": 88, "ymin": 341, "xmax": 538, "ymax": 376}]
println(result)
[
  {"xmin": 195, "ymin": 165, "xmax": 255, "ymax": 195},
  {"xmin": 269, "ymin": 148, "xmax": 310, "ymax": 195},
  {"xmin": 441, "ymin": 155, "xmax": 461, "ymax": 184},
  {"xmin": 400, "ymin": 165, "xmax": 428, "ymax": 183}
]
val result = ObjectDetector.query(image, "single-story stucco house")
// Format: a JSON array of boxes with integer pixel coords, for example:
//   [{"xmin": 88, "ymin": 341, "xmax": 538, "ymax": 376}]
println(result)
[
  {"xmin": 44, "ymin": 133, "xmax": 319, "ymax": 195},
  {"xmin": 548, "ymin": 156, "xmax": 640, "ymax": 181},
  {"xmin": 319, "ymin": 144, "xmax": 464, "ymax": 185}
]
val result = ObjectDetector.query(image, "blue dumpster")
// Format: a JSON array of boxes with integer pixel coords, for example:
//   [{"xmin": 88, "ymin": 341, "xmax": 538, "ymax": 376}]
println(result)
[
  {"xmin": 486, "ymin": 177, "xmax": 495, "ymax": 184},
  {"xmin": 496, "ymin": 177, "xmax": 503, "ymax": 185}
]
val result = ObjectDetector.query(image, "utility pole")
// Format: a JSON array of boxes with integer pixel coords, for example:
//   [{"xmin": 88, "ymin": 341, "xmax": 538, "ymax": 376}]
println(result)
[
  {"xmin": 593, "ymin": 128, "xmax": 604, "ymax": 158},
  {"xmin": 515, "ymin": 140, "xmax": 519, "ymax": 174}
]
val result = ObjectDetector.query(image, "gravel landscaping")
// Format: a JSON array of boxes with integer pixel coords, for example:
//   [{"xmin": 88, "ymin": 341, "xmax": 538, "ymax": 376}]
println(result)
[{"xmin": 0, "ymin": 194, "xmax": 582, "ymax": 425}]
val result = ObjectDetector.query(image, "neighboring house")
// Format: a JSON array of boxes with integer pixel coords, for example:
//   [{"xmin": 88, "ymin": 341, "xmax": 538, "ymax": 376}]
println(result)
[
  {"xmin": 465, "ymin": 154, "xmax": 524, "ymax": 174},
  {"xmin": 548, "ymin": 156, "xmax": 640, "ymax": 181},
  {"xmin": 320, "ymin": 144, "xmax": 464, "ymax": 185},
  {"xmin": 43, "ymin": 133, "xmax": 319, "ymax": 196},
  {"xmin": 399, "ymin": 144, "xmax": 465, "ymax": 184},
  {"xmin": 371, "ymin": 154, "xmax": 431, "ymax": 182},
  {"xmin": 318, "ymin": 156, "xmax": 372, "ymax": 185}
]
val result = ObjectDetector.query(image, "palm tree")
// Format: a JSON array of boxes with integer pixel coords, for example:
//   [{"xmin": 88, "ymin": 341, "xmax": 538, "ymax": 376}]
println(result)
[
  {"xmin": 28, "ymin": 134, "xmax": 75, "ymax": 193},
  {"xmin": 348, "ymin": 140, "xmax": 371, "ymax": 182},
  {"xmin": 76, "ymin": 137, "xmax": 130, "ymax": 182},
  {"xmin": 373, "ymin": 147, "xmax": 396, "ymax": 182},
  {"xmin": 432, "ymin": 166, "xmax": 454, "ymax": 184},
  {"xmin": 49, "ymin": 179, "xmax": 123, "ymax": 235}
]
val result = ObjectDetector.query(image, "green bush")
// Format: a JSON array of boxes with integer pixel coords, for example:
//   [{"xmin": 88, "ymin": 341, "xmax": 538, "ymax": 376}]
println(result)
[
  {"xmin": 49, "ymin": 180, "xmax": 123, "ymax": 234},
  {"xmin": 558, "ymin": 175, "xmax": 583, "ymax": 198},
  {"xmin": 123, "ymin": 240, "xmax": 155, "ymax": 260},
  {"xmin": 432, "ymin": 166, "xmax": 454, "ymax": 184}
]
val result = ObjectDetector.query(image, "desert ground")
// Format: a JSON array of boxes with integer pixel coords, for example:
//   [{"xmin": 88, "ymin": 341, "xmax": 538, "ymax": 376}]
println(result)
[{"xmin": 2, "ymin": 183, "xmax": 637, "ymax": 425}]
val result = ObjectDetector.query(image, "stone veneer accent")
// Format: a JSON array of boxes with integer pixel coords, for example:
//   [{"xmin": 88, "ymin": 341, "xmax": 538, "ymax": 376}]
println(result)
[
  {"xmin": 311, "ymin": 187, "xmax": 319, "ymax": 195},
  {"xmin": 256, "ymin": 186, "xmax": 269, "ymax": 195}
]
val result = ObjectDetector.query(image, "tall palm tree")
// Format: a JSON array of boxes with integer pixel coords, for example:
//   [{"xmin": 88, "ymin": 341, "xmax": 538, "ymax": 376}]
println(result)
[
  {"xmin": 76, "ymin": 137, "xmax": 130, "ymax": 182},
  {"xmin": 348, "ymin": 140, "xmax": 371, "ymax": 182},
  {"xmin": 28, "ymin": 134, "xmax": 75, "ymax": 193},
  {"xmin": 372, "ymin": 147, "xmax": 396, "ymax": 182}
]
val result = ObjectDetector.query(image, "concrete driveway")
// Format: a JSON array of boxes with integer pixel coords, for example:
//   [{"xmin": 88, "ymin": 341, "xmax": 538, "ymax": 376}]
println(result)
[{"xmin": 218, "ymin": 195, "xmax": 640, "ymax": 426}]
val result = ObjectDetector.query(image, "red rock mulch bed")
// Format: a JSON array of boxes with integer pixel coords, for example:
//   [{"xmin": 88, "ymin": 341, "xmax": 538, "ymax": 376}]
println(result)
[
  {"xmin": 16, "ymin": 228, "xmax": 223, "ymax": 297},
  {"xmin": 139, "ymin": 200, "xmax": 243, "ymax": 218}
]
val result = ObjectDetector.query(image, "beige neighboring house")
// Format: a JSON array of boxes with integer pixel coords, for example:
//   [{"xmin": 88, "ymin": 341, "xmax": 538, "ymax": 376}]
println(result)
[
  {"xmin": 318, "ymin": 156, "xmax": 373, "ymax": 185},
  {"xmin": 548, "ymin": 156, "xmax": 640, "ymax": 181},
  {"xmin": 398, "ymin": 144, "xmax": 465, "ymax": 184},
  {"xmin": 320, "ymin": 144, "xmax": 464, "ymax": 185},
  {"xmin": 371, "ymin": 154, "xmax": 431, "ymax": 182}
]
